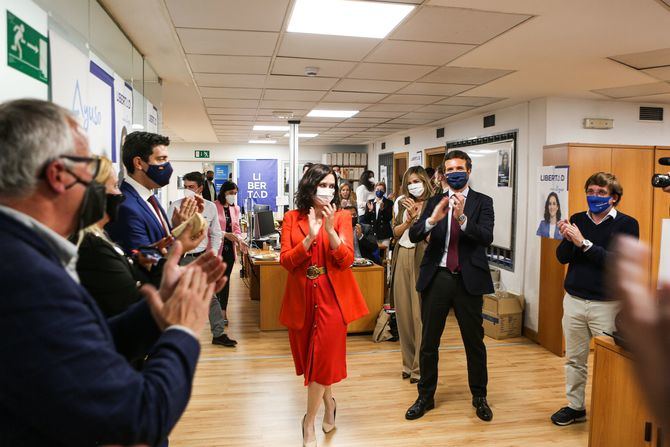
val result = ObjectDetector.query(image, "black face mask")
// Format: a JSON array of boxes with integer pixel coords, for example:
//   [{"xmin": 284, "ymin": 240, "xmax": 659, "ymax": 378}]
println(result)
[
  {"xmin": 351, "ymin": 216, "xmax": 358, "ymax": 228},
  {"xmin": 105, "ymin": 193, "xmax": 125, "ymax": 223},
  {"xmin": 207, "ymin": 176, "xmax": 214, "ymax": 182},
  {"xmin": 67, "ymin": 172, "xmax": 107, "ymax": 233}
]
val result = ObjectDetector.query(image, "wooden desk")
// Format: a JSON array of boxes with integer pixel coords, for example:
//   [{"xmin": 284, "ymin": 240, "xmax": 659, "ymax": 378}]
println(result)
[
  {"xmin": 590, "ymin": 336, "xmax": 668, "ymax": 447},
  {"xmin": 244, "ymin": 250, "xmax": 384, "ymax": 333}
]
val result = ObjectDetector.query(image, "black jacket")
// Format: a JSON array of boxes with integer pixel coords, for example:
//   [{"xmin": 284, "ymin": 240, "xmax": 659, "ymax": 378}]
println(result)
[
  {"xmin": 356, "ymin": 222, "xmax": 381, "ymax": 264},
  {"xmin": 362, "ymin": 197, "xmax": 393, "ymax": 241},
  {"xmin": 409, "ymin": 189, "xmax": 495, "ymax": 296},
  {"xmin": 202, "ymin": 180, "xmax": 216, "ymax": 202}
]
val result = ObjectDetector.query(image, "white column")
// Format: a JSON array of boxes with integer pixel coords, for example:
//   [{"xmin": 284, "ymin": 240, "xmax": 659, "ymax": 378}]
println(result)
[{"xmin": 288, "ymin": 119, "xmax": 300, "ymax": 210}]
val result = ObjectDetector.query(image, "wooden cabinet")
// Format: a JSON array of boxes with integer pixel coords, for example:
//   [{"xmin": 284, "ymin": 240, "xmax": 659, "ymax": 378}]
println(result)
[{"xmin": 590, "ymin": 337, "xmax": 669, "ymax": 447}]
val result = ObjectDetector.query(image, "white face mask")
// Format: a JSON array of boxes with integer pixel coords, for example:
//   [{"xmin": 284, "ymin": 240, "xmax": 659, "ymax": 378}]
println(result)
[
  {"xmin": 316, "ymin": 187, "xmax": 334, "ymax": 204},
  {"xmin": 369, "ymin": 177, "xmax": 376, "ymax": 184},
  {"xmin": 183, "ymin": 189, "xmax": 196, "ymax": 198},
  {"xmin": 408, "ymin": 183, "xmax": 425, "ymax": 198},
  {"xmin": 225, "ymin": 194, "xmax": 237, "ymax": 205}
]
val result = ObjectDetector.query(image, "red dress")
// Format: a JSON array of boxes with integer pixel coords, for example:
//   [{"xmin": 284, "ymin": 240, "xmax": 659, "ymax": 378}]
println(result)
[{"xmin": 288, "ymin": 228, "xmax": 347, "ymax": 386}]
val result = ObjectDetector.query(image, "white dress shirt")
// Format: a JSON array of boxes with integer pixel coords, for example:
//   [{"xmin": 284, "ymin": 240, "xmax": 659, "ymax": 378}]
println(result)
[
  {"xmin": 424, "ymin": 187, "xmax": 469, "ymax": 267},
  {"xmin": 393, "ymin": 195, "xmax": 415, "ymax": 249},
  {"xmin": 125, "ymin": 176, "xmax": 166, "ymax": 228},
  {"xmin": 168, "ymin": 197, "xmax": 222, "ymax": 254}
]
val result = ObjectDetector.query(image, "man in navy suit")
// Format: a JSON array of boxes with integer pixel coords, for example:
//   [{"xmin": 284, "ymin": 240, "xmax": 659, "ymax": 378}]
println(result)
[
  {"xmin": 405, "ymin": 150, "xmax": 495, "ymax": 422},
  {"xmin": 0, "ymin": 99, "xmax": 227, "ymax": 446},
  {"xmin": 107, "ymin": 131, "xmax": 198, "ymax": 254}
]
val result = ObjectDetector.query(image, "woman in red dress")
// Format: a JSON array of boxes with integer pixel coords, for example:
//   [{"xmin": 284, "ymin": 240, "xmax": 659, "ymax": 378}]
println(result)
[{"xmin": 280, "ymin": 164, "xmax": 369, "ymax": 447}]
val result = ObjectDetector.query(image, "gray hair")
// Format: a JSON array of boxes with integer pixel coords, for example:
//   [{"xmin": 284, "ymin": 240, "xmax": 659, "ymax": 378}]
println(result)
[{"xmin": 0, "ymin": 99, "xmax": 74, "ymax": 197}]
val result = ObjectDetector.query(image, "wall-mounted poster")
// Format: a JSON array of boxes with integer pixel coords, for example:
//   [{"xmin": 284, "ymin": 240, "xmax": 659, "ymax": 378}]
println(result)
[
  {"xmin": 410, "ymin": 151, "xmax": 422, "ymax": 167},
  {"xmin": 114, "ymin": 76, "xmax": 132, "ymax": 165},
  {"xmin": 497, "ymin": 146, "xmax": 512, "ymax": 187},
  {"xmin": 536, "ymin": 165, "xmax": 569, "ymax": 240},
  {"xmin": 87, "ymin": 60, "xmax": 115, "ymax": 160},
  {"xmin": 238, "ymin": 159, "xmax": 278, "ymax": 211},
  {"xmin": 146, "ymin": 100, "xmax": 158, "ymax": 133}
]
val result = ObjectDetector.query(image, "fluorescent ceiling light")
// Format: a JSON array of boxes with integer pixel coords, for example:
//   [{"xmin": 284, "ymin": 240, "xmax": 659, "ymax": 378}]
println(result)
[
  {"xmin": 307, "ymin": 109, "xmax": 359, "ymax": 118},
  {"xmin": 248, "ymin": 139, "xmax": 277, "ymax": 144},
  {"xmin": 252, "ymin": 125, "xmax": 290, "ymax": 131},
  {"xmin": 288, "ymin": 0, "xmax": 414, "ymax": 39},
  {"xmin": 283, "ymin": 133, "xmax": 319, "ymax": 138}
]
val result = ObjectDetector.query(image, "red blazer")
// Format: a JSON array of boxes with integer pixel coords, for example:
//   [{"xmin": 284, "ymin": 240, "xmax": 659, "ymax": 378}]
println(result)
[{"xmin": 279, "ymin": 209, "xmax": 369, "ymax": 330}]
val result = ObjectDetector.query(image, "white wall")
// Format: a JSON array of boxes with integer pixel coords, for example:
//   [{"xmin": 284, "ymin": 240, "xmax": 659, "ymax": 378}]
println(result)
[{"xmin": 165, "ymin": 142, "xmax": 367, "ymax": 208}]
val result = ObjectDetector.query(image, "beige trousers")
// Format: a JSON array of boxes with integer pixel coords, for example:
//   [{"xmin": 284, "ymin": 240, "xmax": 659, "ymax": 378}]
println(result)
[
  {"xmin": 393, "ymin": 246, "xmax": 422, "ymax": 379},
  {"xmin": 562, "ymin": 293, "xmax": 620, "ymax": 410}
]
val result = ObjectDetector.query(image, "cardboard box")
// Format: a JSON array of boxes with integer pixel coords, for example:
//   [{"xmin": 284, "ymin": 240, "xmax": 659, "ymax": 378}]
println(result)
[{"xmin": 482, "ymin": 292, "xmax": 524, "ymax": 340}]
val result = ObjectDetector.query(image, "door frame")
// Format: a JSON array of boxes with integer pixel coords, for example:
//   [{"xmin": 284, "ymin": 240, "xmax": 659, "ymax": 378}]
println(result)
[{"xmin": 393, "ymin": 152, "xmax": 409, "ymax": 195}]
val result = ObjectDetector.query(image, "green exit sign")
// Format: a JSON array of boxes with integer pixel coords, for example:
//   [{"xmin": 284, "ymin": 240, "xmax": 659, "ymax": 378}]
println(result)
[{"xmin": 194, "ymin": 150, "xmax": 210, "ymax": 158}]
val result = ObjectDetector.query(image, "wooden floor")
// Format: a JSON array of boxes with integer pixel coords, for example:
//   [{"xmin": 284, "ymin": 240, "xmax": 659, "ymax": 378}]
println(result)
[{"xmin": 170, "ymin": 266, "xmax": 591, "ymax": 447}]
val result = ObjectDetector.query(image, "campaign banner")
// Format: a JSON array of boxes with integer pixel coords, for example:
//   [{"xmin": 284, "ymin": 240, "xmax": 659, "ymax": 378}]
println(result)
[
  {"xmin": 238, "ymin": 159, "xmax": 278, "ymax": 211},
  {"xmin": 50, "ymin": 31, "xmax": 89, "ymax": 124},
  {"xmin": 87, "ymin": 60, "xmax": 115, "ymax": 160},
  {"xmin": 214, "ymin": 163, "xmax": 230, "ymax": 194},
  {"xmin": 114, "ymin": 75, "xmax": 132, "ymax": 165},
  {"xmin": 146, "ymin": 100, "xmax": 158, "ymax": 133},
  {"xmin": 536, "ymin": 166, "xmax": 569, "ymax": 240}
]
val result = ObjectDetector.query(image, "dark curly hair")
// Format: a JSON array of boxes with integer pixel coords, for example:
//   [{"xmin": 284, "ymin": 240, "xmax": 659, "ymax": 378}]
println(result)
[
  {"xmin": 543, "ymin": 192, "xmax": 562, "ymax": 222},
  {"xmin": 183, "ymin": 171, "xmax": 204, "ymax": 187},
  {"xmin": 295, "ymin": 163, "xmax": 340, "ymax": 213},
  {"xmin": 217, "ymin": 181, "xmax": 238, "ymax": 205},
  {"xmin": 122, "ymin": 131, "xmax": 170, "ymax": 174}
]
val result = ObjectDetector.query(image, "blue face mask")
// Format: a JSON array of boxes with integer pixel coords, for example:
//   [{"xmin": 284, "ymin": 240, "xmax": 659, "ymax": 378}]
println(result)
[
  {"xmin": 587, "ymin": 195, "xmax": 612, "ymax": 214},
  {"xmin": 446, "ymin": 171, "xmax": 468, "ymax": 190},
  {"xmin": 375, "ymin": 190, "xmax": 385, "ymax": 199},
  {"xmin": 145, "ymin": 162, "xmax": 173, "ymax": 187}
]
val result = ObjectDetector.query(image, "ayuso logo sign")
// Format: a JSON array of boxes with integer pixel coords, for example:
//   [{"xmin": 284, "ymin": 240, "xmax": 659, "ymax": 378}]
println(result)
[{"xmin": 71, "ymin": 80, "xmax": 101, "ymax": 131}]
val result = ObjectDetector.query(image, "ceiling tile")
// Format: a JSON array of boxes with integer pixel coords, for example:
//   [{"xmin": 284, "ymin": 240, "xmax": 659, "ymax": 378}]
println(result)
[
  {"xmin": 367, "ymin": 40, "xmax": 474, "ymax": 65},
  {"xmin": 398, "ymin": 82, "xmax": 472, "ymax": 95},
  {"xmin": 381, "ymin": 94, "xmax": 444, "ymax": 104},
  {"xmin": 592, "ymin": 82, "xmax": 670, "ymax": 99},
  {"xmin": 272, "ymin": 57, "xmax": 356, "ymax": 78},
  {"xmin": 333, "ymin": 79, "xmax": 408, "ymax": 93},
  {"xmin": 200, "ymin": 87, "xmax": 263, "ymax": 99},
  {"xmin": 278, "ymin": 33, "xmax": 381, "ymax": 61},
  {"xmin": 316, "ymin": 102, "xmax": 372, "ymax": 110},
  {"xmin": 391, "ymin": 6, "xmax": 531, "ymax": 44},
  {"xmin": 402, "ymin": 111, "xmax": 450, "ymax": 120},
  {"xmin": 419, "ymin": 67, "xmax": 513, "ymax": 84},
  {"xmin": 177, "ymin": 29, "xmax": 278, "ymax": 56},
  {"xmin": 165, "ymin": 0, "xmax": 289, "ymax": 31},
  {"xmin": 387, "ymin": 117, "xmax": 436, "ymax": 125},
  {"xmin": 265, "ymin": 75, "xmax": 339, "ymax": 90},
  {"xmin": 610, "ymin": 48, "xmax": 670, "ymax": 70},
  {"xmin": 376, "ymin": 123, "xmax": 414, "ymax": 129},
  {"xmin": 335, "ymin": 122, "xmax": 373, "ymax": 128},
  {"xmin": 259, "ymin": 99, "xmax": 317, "ymax": 109},
  {"xmin": 416, "ymin": 104, "xmax": 473, "ymax": 114},
  {"xmin": 195, "ymin": 73, "xmax": 266, "ymax": 88},
  {"xmin": 642, "ymin": 66, "xmax": 670, "ymax": 81},
  {"xmin": 321, "ymin": 91, "xmax": 388, "ymax": 103},
  {"xmin": 263, "ymin": 89, "xmax": 327, "ymax": 101},
  {"xmin": 437, "ymin": 96, "xmax": 504, "ymax": 107},
  {"xmin": 188, "ymin": 55, "xmax": 270, "ymax": 74},
  {"xmin": 208, "ymin": 108, "xmax": 258, "ymax": 116},
  {"xmin": 210, "ymin": 118, "xmax": 256, "ymax": 124},
  {"xmin": 345, "ymin": 117, "xmax": 390, "ymax": 124},
  {"xmin": 204, "ymin": 98, "xmax": 259, "ymax": 108},
  {"xmin": 349, "ymin": 63, "xmax": 436, "ymax": 81},
  {"xmin": 302, "ymin": 116, "xmax": 348, "ymax": 123},
  {"xmin": 355, "ymin": 111, "xmax": 407, "ymax": 118},
  {"xmin": 364, "ymin": 103, "xmax": 420, "ymax": 112}
]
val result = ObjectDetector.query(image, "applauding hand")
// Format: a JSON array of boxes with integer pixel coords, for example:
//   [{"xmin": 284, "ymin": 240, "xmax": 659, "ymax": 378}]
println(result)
[
  {"xmin": 428, "ymin": 196, "xmax": 450, "ymax": 226},
  {"xmin": 322, "ymin": 203, "xmax": 337, "ymax": 234}
]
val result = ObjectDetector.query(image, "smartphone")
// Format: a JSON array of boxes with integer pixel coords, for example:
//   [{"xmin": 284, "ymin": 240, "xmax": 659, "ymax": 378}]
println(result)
[{"xmin": 132, "ymin": 246, "xmax": 163, "ymax": 262}]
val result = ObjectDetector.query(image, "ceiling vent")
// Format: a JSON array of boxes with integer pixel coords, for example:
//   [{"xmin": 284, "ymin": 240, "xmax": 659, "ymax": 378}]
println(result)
[
  {"xmin": 483, "ymin": 114, "xmax": 495, "ymax": 128},
  {"xmin": 381, "ymin": 142, "xmax": 386, "ymax": 150},
  {"xmin": 639, "ymin": 106, "xmax": 664, "ymax": 121},
  {"xmin": 436, "ymin": 127, "xmax": 445, "ymax": 138}
]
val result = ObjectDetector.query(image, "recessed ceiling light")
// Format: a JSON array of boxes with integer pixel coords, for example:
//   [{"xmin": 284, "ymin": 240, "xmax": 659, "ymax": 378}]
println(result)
[
  {"xmin": 283, "ymin": 133, "xmax": 319, "ymax": 138},
  {"xmin": 253, "ymin": 125, "xmax": 290, "ymax": 131},
  {"xmin": 287, "ymin": 0, "xmax": 414, "ymax": 39},
  {"xmin": 248, "ymin": 139, "xmax": 277, "ymax": 144},
  {"xmin": 307, "ymin": 109, "xmax": 359, "ymax": 118}
]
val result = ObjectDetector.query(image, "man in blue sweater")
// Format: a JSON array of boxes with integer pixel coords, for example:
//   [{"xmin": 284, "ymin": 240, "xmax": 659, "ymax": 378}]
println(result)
[{"xmin": 551, "ymin": 172, "xmax": 639, "ymax": 426}]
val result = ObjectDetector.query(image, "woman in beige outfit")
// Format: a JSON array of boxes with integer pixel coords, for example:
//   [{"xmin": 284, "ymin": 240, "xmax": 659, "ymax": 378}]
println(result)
[{"xmin": 390, "ymin": 166, "xmax": 434, "ymax": 382}]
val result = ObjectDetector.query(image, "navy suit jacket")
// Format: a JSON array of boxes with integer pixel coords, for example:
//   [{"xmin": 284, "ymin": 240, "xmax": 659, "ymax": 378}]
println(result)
[
  {"xmin": 0, "ymin": 212, "xmax": 199, "ymax": 446},
  {"xmin": 107, "ymin": 180, "xmax": 170, "ymax": 254},
  {"xmin": 409, "ymin": 189, "xmax": 495, "ymax": 296}
]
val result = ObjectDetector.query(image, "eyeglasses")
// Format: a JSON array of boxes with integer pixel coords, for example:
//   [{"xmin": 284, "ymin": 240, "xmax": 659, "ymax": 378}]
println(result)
[{"xmin": 60, "ymin": 155, "xmax": 101, "ymax": 178}]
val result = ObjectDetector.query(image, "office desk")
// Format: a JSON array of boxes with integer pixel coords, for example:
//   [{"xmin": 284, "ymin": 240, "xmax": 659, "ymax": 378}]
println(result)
[{"xmin": 244, "ymin": 250, "xmax": 384, "ymax": 332}]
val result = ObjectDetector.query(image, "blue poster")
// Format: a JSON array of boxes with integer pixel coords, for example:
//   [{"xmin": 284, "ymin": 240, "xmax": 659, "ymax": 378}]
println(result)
[
  {"xmin": 238, "ymin": 159, "xmax": 278, "ymax": 211},
  {"xmin": 213, "ymin": 163, "xmax": 230, "ymax": 194}
]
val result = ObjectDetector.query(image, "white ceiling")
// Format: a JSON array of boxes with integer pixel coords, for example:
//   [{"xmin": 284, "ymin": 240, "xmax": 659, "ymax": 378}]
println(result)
[{"xmin": 99, "ymin": 0, "xmax": 670, "ymax": 145}]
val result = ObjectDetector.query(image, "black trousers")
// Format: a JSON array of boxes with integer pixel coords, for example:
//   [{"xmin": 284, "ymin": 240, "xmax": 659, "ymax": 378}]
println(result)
[
  {"xmin": 216, "ymin": 242, "xmax": 236, "ymax": 310},
  {"xmin": 418, "ymin": 269, "xmax": 488, "ymax": 399}
]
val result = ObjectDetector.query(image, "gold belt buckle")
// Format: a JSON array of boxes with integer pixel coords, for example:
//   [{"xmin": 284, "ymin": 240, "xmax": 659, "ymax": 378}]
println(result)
[{"xmin": 306, "ymin": 265, "xmax": 322, "ymax": 280}]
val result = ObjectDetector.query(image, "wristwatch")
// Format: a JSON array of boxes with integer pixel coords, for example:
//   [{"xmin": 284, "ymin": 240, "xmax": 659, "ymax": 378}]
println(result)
[
  {"xmin": 581, "ymin": 239, "xmax": 593, "ymax": 251},
  {"xmin": 457, "ymin": 214, "xmax": 467, "ymax": 225}
]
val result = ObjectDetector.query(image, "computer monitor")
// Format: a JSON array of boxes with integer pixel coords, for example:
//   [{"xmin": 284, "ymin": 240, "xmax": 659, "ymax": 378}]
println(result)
[
  {"xmin": 253, "ymin": 204, "xmax": 271, "ymax": 212},
  {"xmin": 254, "ymin": 210, "xmax": 276, "ymax": 238}
]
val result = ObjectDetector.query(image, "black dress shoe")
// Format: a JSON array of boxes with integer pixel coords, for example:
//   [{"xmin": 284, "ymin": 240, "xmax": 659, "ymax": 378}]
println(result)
[
  {"xmin": 409, "ymin": 377, "xmax": 419, "ymax": 384},
  {"xmin": 405, "ymin": 397, "xmax": 435, "ymax": 420},
  {"xmin": 212, "ymin": 334, "xmax": 237, "ymax": 347},
  {"xmin": 402, "ymin": 372, "xmax": 410, "ymax": 380},
  {"xmin": 472, "ymin": 396, "xmax": 493, "ymax": 422}
]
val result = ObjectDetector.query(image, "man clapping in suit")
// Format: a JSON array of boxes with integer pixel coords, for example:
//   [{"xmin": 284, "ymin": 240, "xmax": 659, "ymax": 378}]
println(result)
[{"xmin": 405, "ymin": 150, "xmax": 495, "ymax": 422}]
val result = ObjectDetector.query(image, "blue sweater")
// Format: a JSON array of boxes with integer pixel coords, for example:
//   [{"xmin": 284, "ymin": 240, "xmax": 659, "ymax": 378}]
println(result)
[{"xmin": 556, "ymin": 210, "xmax": 639, "ymax": 301}]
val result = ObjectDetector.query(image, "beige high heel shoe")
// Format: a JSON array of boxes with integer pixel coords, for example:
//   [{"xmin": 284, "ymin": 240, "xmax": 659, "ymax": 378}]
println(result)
[
  {"xmin": 322, "ymin": 398, "xmax": 337, "ymax": 434},
  {"xmin": 302, "ymin": 414, "xmax": 317, "ymax": 447}
]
